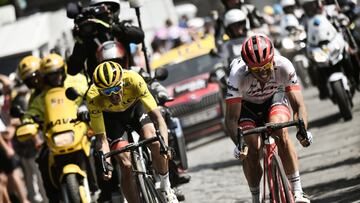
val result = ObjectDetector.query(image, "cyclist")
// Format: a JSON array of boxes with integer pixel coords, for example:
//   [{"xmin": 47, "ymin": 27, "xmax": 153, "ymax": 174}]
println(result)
[
  {"xmin": 225, "ymin": 34, "xmax": 312, "ymax": 203},
  {"xmin": 87, "ymin": 61, "xmax": 178, "ymax": 203},
  {"xmin": 67, "ymin": 0, "xmax": 144, "ymax": 78}
]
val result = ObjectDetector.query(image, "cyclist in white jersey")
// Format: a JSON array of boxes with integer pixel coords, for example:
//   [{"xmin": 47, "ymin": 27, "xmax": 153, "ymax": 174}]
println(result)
[{"xmin": 225, "ymin": 34, "xmax": 312, "ymax": 203}]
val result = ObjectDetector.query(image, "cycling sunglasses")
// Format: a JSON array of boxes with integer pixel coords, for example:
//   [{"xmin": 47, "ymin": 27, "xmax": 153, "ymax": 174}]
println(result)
[
  {"xmin": 100, "ymin": 85, "xmax": 122, "ymax": 96},
  {"xmin": 249, "ymin": 61, "xmax": 273, "ymax": 73}
]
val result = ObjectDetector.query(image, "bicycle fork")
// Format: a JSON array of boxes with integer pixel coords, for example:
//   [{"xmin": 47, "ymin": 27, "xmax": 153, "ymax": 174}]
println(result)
[{"xmin": 263, "ymin": 136, "xmax": 277, "ymax": 203}]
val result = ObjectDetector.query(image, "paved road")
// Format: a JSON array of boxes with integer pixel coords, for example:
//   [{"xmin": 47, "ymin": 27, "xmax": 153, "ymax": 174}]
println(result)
[{"xmin": 179, "ymin": 87, "xmax": 360, "ymax": 203}]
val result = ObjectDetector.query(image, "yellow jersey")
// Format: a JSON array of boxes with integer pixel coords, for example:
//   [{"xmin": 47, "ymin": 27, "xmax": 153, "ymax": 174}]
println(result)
[{"xmin": 86, "ymin": 70, "xmax": 158, "ymax": 134}]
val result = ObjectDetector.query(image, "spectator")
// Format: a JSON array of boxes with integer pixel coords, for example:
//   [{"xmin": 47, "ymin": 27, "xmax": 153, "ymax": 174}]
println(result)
[{"xmin": 0, "ymin": 74, "xmax": 30, "ymax": 203}]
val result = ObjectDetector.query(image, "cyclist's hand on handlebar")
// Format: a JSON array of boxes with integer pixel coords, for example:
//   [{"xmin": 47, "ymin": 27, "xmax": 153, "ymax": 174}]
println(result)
[
  {"xmin": 296, "ymin": 131, "xmax": 313, "ymax": 147},
  {"xmin": 103, "ymin": 161, "xmax": 113, "ymax": 180},
  {"xmin": 233, "ymin": 145, "xmax": 248, "ymax": 160},
  {"xmin": 103, "ymin": 170, "xmax": 112, "ymax": 180}
]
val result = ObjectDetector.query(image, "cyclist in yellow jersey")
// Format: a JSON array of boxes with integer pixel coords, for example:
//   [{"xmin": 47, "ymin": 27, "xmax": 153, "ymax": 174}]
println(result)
[{"xmin": 87, "ymin": 61, "xmax": 178, "ymax": 203}]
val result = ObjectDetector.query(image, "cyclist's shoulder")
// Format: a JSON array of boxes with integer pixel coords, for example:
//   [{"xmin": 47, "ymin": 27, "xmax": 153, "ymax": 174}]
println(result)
[{"xmin": 123, "ymin": 69, "xmax": 146, "ymax": 89}]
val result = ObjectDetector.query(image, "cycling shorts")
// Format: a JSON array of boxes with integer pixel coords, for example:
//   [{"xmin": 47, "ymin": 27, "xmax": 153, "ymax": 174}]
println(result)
[
  {"xmin": 103, "ymin": 101, "xmax": 152, "ymax": 147},
  {"xmin": 239, "ymin": 90, "xmax": 290, "ymax": 129}
]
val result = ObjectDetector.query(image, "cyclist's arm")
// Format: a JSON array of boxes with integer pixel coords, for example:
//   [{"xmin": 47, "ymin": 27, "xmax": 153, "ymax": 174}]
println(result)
[
  {"xmin": 148, "ymin": 108, "xmax": 168, "ymax": 144},
  {"xmin": 286, "ymin": 89, "xmax": 308, "ymax": 129},
  {"xmin": 225, "ymin": 61, "xmax": 244, "ymax": 144},
  {"xmin": 132, "ymin": 71, "xmax": 169, "ymax": 142},
  {"xmin": 281, "ymin": 56, "xmax": 309, "ymax": 129},
  {"xmin": 86, "ymin": 88, "xmax": 111, "ymax": 160},
  {"xmin": 225, "ymin": 100, "xmax": 242, "ymax": 145}
]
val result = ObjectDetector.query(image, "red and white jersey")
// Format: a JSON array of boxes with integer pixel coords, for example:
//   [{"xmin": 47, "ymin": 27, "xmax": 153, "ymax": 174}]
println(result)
[{"xmin": 226, "ymin": 55, "xmax": 300, "ymax": 104}]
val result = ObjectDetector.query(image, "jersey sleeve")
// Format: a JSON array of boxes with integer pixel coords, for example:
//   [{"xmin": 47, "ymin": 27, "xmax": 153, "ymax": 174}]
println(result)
[
  {"xmin": 225, "ymin": 59, "xmax": 243, "ymax": 104},
  {"xmin": 132, "ymin": 72, "xmax": 158, "ymax": 112},
  {"xmin": 86, "ymin": 86, "xmax": 105, "ymax": 135},
  {"xmin": 280, "ymin": 56, "xmax": 301, "ymax": 92}
]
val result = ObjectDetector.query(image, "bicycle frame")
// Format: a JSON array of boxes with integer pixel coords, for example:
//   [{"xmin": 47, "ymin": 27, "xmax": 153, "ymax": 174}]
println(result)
[
  {"xmin": 238, "ymin": 120, "xmax": 305, "ymax": 203},
  {"xmin": 262, "ymin": 133, "xmax": 294, "ymax": 203}
]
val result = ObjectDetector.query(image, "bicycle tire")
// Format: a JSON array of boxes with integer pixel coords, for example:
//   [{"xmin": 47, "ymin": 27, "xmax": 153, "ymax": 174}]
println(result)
[
  {"xmin": 144, "ymin": 174, "xmax": 166, "ymax": 203},
  {"xmin": 269, "ymin": 154, "xmax": 293, "ymax": 203},
  {"xmin": 136, "ymin": 173, "xmax": 152, "ymax": 203}
]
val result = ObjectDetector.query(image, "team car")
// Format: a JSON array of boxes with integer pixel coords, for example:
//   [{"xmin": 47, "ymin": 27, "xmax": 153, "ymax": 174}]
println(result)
[{"xmin": 151, "ymin": 35, "xmax": 226, "ymax": 142}]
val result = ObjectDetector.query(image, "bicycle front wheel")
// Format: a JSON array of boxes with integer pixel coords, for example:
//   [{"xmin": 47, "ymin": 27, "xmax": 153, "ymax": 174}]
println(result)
[
  {"xmin": 144, "ymin": 175, "xmax": 165, "ymax": 203},
  {"xmin": 137, "ymin": 173, "xmax": 164, "ymax": 203},
  {"xmin": 268, "ymin": 154, "xmax": 294, "ymax": 203}
]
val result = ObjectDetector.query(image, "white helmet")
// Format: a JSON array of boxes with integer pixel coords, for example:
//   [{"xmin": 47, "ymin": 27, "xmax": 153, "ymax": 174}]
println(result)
[
  {"xmin": 307, "ymin": 14, "xmax": 338, "ymax": 45},
  {"xmin": 223, "ymin": 9, "xmax": 247, "ymax": 27},
  {"xmin": 280, "ymin": 14, "xmax": 300, "ymax": 33},
  {"xmin": 96, "ymin": 41, "xmax": 129, "ymax": 67},
  {"xmin": 281, "ymin": 0, "xmax": 296, "ymax": 7}
]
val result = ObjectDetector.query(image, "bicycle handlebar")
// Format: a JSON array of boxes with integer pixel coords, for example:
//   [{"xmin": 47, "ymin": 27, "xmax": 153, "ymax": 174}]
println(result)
[
  {"xmin": 100, "ymin": 129, "xmax": 169, "ymax": 174},
  {"xmin": 240, "ymin": 119, "xmax": 304, "ymax": 136},
  {"xmin": 104, "ymin": 136, "xmax": 159, "ymax": 158},
  {"xmin": 236, "ymin": 119, "xmax": 306, "ymax": 151}
]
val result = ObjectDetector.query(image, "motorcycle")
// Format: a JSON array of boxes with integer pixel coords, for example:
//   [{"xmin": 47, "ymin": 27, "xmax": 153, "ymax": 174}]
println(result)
[
  {"xmin": 306, "ymin": 14, "xmax": 354, "ymax": 121},
  {"xmin": 13, "ymin": 87, "xmax": 93, "ymax": 202},
  {"xmin": 278, "ymin": 14, "xmax": 312, "ymax": 88}
]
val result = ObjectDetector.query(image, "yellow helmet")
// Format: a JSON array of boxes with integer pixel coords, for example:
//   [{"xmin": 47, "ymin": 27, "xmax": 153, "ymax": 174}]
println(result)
[
  {"xmin": 40, "ymin": 53, "xmax": 66, "ymax": 74},
  {"xmin": 93, "ymin": 61, "xmax": 123, "ymax": 89},
  {"xmin": 17, "ymin": 55, "xmax": 41, "ymax": 81}
]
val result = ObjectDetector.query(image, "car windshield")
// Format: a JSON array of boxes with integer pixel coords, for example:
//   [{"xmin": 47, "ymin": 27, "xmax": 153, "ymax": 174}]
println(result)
[{"xmin": 161, "ymin": 54, "xmax": 220, "ymax": 86}]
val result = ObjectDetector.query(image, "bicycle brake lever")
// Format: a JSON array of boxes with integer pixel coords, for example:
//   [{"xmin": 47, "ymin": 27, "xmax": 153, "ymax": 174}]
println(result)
[
  {"xmin": 237, "ymin": 128, "xmax": 244, "ymax": 151},
  {"xmin": 298, "ymin": 118, "xmax": 306, "ymax": 135},
  {"xmin": 97, "ymin": 151, "xmax": 112, "ymax": 174},
  {"xmin": 157, "ymin": 132, "xmax": 168, "ymax": 155}
]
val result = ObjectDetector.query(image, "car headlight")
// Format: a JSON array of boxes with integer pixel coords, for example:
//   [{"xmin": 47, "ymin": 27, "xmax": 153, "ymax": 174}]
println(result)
[
  {"xmin": 282, "ymin": 38, "xmax": 295, "ymax": 50},
  {"xmin": 53, "ymin": 131, "xmax": 74, "ymax": 146}
]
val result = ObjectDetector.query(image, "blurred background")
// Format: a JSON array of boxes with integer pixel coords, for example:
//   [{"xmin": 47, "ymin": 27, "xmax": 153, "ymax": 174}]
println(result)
[{"xmin": 0, "ymin": 0, "xmax": 281, "ymax": 76}]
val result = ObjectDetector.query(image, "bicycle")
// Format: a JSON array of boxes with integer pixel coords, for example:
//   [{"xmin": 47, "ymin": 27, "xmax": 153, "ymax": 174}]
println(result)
[
  {"xmin": 99, "ymin": 125, "xmax": 168, "ymax": 203},
  {"xmin": 237, "ymin": 119, "xmax": 307, "ymax": 203}
]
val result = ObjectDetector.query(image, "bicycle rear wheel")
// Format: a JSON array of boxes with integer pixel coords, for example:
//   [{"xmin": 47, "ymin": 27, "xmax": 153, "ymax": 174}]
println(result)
[{"xmin": 268, "ymin": 154, "xmax": 294, "ymax": 203}]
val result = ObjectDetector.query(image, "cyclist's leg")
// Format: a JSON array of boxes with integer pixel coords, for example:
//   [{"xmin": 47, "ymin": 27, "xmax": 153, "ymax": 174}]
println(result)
[
  {"xmin": 239, "ymin": 102, "xmax": 264, "ymax": 203},
  {"xmin": 103, "ymin": 110, "xmax": 141, "ymax": 203},
  {"xmin": 267, "ymin": 91, "xmax": 298, "ymax": 175},
  {"xmin": 135, "ymin": 105, "xmax": 178, "ymax": 202},
  {"xmin": 267, "ymin": 91, "xmax": 308, "ymax": 201},
  {"xmin": 111, "ymin": 141, "xmax": 141, "ymax": 203}
]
